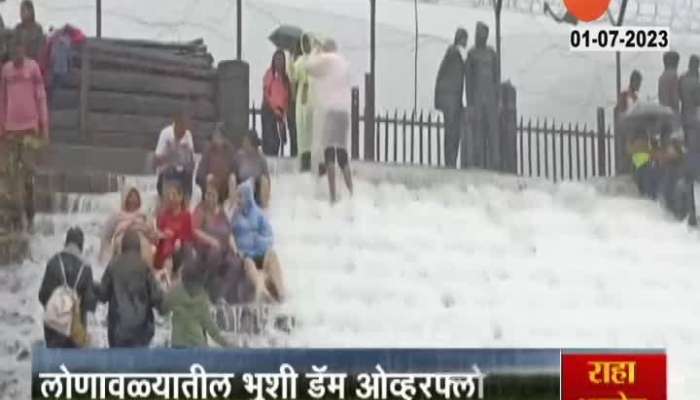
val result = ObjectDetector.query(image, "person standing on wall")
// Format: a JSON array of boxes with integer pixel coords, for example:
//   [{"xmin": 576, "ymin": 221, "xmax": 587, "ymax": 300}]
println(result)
[
  {"xmin": 680, "ymin": 55, "xmax": 700, "ymax": 154},
  {"xmin": 435, "ymin": 28, "xmax": 467, "ymax": 169},
  {"xmin": 465, "ymin": 22, "xmax": 500, "ymax": 171},
  {"xmin": 0, "ymin": 36, "xmax": 49, "ymax": 232},
  {"xmin": 261, "ymin": 49, "xmax": 292, "ymax": 157},
  {"xmin": 13, "ymin": 0, "xmax": 44, "ymax": 62},
  {"xmin": 658, "ymin": 51, "xmax": 680, "ymax": 114}
]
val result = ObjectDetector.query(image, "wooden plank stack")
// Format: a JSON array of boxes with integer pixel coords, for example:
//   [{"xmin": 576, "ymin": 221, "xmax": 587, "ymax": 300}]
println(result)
[{"xmin": 51, "ymin": 37, "xmax": 219, "ymax": 151}]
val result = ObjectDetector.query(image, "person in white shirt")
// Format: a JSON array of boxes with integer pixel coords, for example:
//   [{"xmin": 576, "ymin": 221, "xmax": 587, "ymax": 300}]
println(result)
[
  {"xmin": 306, "ymin": 39, "xmax": 354, "ymax": 203},
  {"xmin": 154, "ymin": 109, "xmax": 195, "ymax": 201}
]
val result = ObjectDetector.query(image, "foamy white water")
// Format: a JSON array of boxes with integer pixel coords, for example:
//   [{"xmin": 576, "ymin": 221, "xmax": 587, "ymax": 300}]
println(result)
[{"xmin": 0, "ymin": 167, "xmax": 698, "ymax": 398}]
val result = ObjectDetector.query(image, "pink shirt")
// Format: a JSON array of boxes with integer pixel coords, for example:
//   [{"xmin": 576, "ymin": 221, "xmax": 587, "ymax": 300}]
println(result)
[{"xmin": 0, "ymin": 58, "xmax": 49, "ymax": 136}]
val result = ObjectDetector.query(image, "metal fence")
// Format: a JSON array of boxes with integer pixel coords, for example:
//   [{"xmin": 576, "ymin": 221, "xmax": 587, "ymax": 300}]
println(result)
[{"xmin": 249, "ymin": 102, "xmax": 616, "ymax": 181}]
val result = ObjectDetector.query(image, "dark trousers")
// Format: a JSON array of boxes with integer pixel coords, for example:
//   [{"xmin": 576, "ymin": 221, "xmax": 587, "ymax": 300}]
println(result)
[
  {"xmin": 473, "ymin": 102, "xmax": 501, "ymax": 171},
  {"xmin": 634, "ymin": 163, "xmax": 661, "ymax": 199},
  {"xmin": 441, "ymin": 104, "xmax": 463, "ymax": 168},
  {"xmin": 261, "ymin": 103, "xmax": 287, "ymax": 156},
  {"xmin": 287, "ymin": 102, "xmax": 298, "ymax": 157}
]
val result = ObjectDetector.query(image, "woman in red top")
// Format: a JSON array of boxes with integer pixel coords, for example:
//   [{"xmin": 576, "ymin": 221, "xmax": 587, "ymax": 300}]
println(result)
[
  {"xmin": 261, "ymin": 49, "xmax": 291, "ymax": 156},
  {"xmin": 154, "ymin": 182, "xmax": 194, "ymax": 287}
]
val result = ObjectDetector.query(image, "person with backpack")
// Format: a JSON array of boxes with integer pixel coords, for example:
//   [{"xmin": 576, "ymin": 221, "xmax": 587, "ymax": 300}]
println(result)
[
  {"xmin": 38, "ymin": 227, "xmax": 97, "ymax": 348},
  {"xmin": 98, "ymin": 229, "xmax": 164, "ymax": 348}
]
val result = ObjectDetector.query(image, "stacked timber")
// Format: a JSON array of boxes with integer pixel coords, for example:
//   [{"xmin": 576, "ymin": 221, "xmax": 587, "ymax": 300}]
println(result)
[{"xmin": 51, "ymin": 37, "xmax": 219, "ymax": 150}]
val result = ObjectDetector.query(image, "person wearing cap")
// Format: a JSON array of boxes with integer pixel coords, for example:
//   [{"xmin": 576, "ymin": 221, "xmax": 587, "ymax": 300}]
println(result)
[
  {"xmin": 195, "ymin": 123, "xmax": 236, "ymax": 202},
  {"xmin": 154, "ymin": 108, "xmax": 196, "ymax": 202},
  {"xmin": 232, "ymin": 130, "xmax": 271, "ymax": 209},
  {"xmin": 38, "ymin": 227, "xmax": 98, "ymax": 348}
]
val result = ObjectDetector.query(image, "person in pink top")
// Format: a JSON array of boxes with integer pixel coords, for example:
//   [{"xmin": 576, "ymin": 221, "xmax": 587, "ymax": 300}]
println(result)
[
  {"xmin": 0, "ymin": 36, "xmax": 49, "ymax": 231},
  {"xmin": 261, "ymin": 49, "xmax": 291, "ymax": 156}
]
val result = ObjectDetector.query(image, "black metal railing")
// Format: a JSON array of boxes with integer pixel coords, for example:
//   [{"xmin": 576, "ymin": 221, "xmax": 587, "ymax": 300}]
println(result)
[{"xmin": 250, "ymin": 99, "xmax": 615, "ymax": 181}]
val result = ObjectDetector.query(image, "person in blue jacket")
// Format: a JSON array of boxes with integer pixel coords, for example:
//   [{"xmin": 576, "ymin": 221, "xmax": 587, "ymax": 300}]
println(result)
[{"xmin": 230, "ymin": 179, "xmax": 285, "ymax": 302}]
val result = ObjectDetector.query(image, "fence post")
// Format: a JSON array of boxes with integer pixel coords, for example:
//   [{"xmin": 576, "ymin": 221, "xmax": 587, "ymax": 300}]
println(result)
[
  {"xmin": 351, "ymin": 87, "xmax": 360, "ymax": 160},
  {"xmin": 500, "ymin": 81, "xmax": 517, "ymax": 173},
  {"xmin": 596, "ymin": 107, "xmax": 606, "ymax": 176},
  {"xmin": 79, "ymin": 44, "xmax": 92, "ymax": 144},
  {"xmin": 364, "ymin": 73, "xmax": 375, "ymax": 161}
]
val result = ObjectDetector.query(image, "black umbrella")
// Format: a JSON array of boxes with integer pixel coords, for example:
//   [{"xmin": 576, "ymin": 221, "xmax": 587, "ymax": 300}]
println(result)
[
  {"xmin": 618, "ymin": 103, "xmax": 680, "ymax": 138},
  {"xmin": 269, "ymin": 25, "xmax": 303, "ymax": 52}
]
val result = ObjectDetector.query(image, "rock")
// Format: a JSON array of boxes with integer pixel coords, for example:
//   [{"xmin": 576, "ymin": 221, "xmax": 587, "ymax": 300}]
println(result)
[{"xmin": 0, "ymin": 234, "xmax": 29, "ymax": 266}]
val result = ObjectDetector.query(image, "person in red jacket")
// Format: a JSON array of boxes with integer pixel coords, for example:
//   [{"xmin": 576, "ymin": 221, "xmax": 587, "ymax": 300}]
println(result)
[
  {"xmin": 154, "ymin": 183, "xmax": 194, "ymax": 288},
  {"xmin": 261, "ymin": 49, "xmax": 291, "ymax": 156}
]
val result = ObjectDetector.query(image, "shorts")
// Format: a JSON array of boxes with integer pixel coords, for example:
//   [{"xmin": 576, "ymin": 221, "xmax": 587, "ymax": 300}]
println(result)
[
  {"xmin": 323, "ymin": 110, "xmax": 349, "ymax": 148},
  {"xmin": 324, "ymin": 147, "xmax": 349, "ymax": 169}
]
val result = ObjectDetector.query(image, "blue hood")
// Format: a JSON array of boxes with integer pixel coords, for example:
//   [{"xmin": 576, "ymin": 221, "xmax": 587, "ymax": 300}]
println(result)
[{"xmin": 231, "ymin": 179, "xmax": 273, "ymax": 258}]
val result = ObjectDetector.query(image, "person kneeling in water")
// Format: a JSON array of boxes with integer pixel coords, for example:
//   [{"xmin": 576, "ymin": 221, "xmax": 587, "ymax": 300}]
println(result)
[{"xmin": 231, "ymin": 179, "xmax": 285, "ymax": 302}]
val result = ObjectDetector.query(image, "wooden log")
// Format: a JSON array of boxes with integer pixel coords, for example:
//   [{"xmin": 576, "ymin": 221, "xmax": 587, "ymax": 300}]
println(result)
[
  {"xmin": 98, "ymin": 37, "xmax": 206, "ymax": 53},
  {"xmin": 50, "ymin": 88, "xmax": 217, "ymax": 122},
  {"xmin": 86, "ymin": 90, "xmax": 217, "ymax": 120},
  {"xmin": 87, "ymin": 112, "xmax": 217, "ymax": 138},
  {"xmin": 51, "ymin": 89, "xmax": 80, "ymax": 110},
  {"xmin": 79, "ymin": 45, "xmax": 92, "ymax": 142},
  {"xmin": 62, "ymin": 69, "xmax": 215, "ymax": 99},
  {"xmin": 50, "ymin": 109, "xmax": 80, "ymax": 130},
  {"xmin": 85, "ymin": 39, "xmax": 212, "ymax": 69},
  {"xmin": 74, "ymin": 50, "xmax": 217, "ymax": 81}
]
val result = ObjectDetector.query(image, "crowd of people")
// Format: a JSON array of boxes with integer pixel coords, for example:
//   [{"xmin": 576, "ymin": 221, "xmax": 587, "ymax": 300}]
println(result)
[
  {"xmin": 39, "ymin": 109, "xmax": 288, "ymax": 349},
  {"xmin": 260, "ymin": 35, "xmax": 354, "ymax": 203},
  {"xmin": 435, "ymin": 23, "xmax": 500, "ymax": 170},
  {"xmin": 617, "ymin": 51, "xmax": 700, "ymax": 221}
]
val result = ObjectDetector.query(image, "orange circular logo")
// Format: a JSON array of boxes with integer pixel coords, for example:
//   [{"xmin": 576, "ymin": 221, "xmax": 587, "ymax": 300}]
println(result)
[{"xmin": 563, "ymin": 0, "xmax": 612, "ymax": 22}]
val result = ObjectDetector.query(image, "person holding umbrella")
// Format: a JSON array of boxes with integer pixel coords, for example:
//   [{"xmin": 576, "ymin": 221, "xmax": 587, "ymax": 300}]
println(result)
[{"xmin": 261, "ymin": 49, "xmax": 292, "ymax": 157}]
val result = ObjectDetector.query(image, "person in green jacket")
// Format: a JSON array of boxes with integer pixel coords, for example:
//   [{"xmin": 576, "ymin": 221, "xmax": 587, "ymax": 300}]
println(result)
[
  {"xmin": 162, "ymin": 251, "xmax": 229, "ymax": 348},
  {"xmin": 291, "ymin": 33, "xmax": 316, "ymax": 172}
]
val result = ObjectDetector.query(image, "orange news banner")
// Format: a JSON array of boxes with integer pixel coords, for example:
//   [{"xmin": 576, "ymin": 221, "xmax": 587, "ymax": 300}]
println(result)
[{"xmin": 562, "ymin": 353, "xmax": 667, "ymax": 400}]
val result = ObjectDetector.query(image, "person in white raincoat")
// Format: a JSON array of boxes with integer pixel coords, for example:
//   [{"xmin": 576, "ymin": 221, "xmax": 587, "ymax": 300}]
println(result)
[{"xmin": 306, "ymin": 38, "xmax": 354, "ymax": 203}]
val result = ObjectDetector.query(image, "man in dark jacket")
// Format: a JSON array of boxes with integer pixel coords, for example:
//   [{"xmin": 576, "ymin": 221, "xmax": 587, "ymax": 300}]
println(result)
[
  {"xmin": 658, "ymin": 51, "xmax": 680, "ymax": 113},
  {"xmin": 38, "ymin": 227, "xmax": 97, "ymax": 348},
  {"xmin": 98, "ymin": 229, "xmax": 164, "ymax": 348},
  {"xmin": 435, "ymin": 28, "xmax": 467, "ymax": 169},
  {"xmin": 466, "ymin": 22, "xmax": 500, "ymax": 170},
  {"xmin": 680, "ymin": 55, "xmax": 700, "ymax": 153}
]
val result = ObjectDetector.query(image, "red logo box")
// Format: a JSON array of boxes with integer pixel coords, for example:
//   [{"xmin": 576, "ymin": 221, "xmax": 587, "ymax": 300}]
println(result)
[{"xmin": 562, "ymin": 353, "xmax": 666, "ymax": 400}]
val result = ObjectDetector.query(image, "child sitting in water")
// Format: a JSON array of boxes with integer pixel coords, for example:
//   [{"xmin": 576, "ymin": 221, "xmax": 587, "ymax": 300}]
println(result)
[{"xmin": 154, "ymin": 182, "xmax": 194, "ymax": 288}]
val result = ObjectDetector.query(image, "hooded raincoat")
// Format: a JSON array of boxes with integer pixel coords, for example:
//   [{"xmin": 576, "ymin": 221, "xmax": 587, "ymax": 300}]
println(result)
[
  {"xmin": 231, "ymin": 180, "xmax": 273, "ymax": 259},
  {"xmin": 306, "ymin": 44, "xmax": 351, "ymax": 168},
  {"xmin": 101, "ymin": 187, "xmax": 157, "ymax": 266},
  {"xmin": 291, "ymin": 33, "xmax": 315, "ymax": 157},
  {"xmin": 98, "ymin": 230, "xmax": 163, "ymax": 348}
]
